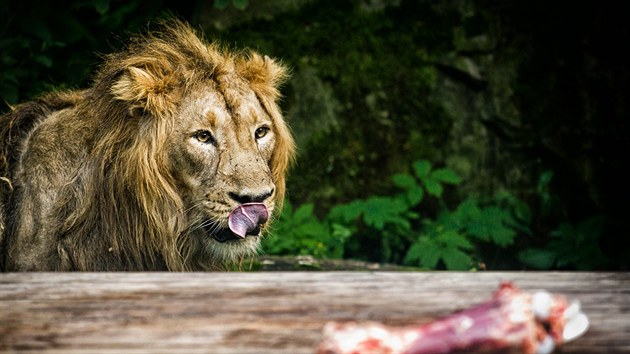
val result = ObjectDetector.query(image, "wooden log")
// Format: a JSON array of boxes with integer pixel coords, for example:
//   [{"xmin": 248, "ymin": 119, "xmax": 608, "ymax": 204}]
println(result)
[{"xmin": 0, "ymin": 272, "xmax": 628, "ymax": 353}]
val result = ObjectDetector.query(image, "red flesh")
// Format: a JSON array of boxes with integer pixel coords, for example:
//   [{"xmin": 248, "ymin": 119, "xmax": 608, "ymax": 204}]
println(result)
[{"xmin": 318, "ymin": 282, "xmax": 572, "ymax": 354}]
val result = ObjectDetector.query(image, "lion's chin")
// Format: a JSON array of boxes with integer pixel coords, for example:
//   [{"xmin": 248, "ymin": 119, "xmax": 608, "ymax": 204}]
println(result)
[
  {"xmin": 197, "ymin": 220, "xmax": 262, "ymax": 262},
  {"xmin": 201, "ymin": 232, "xmax": 261, "ymax": 264},
  {"xmin": 203, "ymin": 224, "xmax": 262, "ymax": 243}
]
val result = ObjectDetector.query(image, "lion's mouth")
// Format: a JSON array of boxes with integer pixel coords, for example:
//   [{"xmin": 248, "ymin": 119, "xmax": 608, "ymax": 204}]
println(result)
[
  {"xmin": 206, "ymin": 225, "xmax": 263, "ymax": 243},
  {"xmin": 206, "ymin": 203, "xmax": 269, "ymax": 243}
]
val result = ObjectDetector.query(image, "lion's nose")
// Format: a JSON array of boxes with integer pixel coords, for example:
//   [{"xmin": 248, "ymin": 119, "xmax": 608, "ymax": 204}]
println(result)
[{"xmin": 228, "ymin": 188, "xmax": 274, "ymax": 204}]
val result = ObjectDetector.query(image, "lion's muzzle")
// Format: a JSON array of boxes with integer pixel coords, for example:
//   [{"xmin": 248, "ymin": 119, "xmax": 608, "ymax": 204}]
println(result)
[
  {"xmin": 228, "ymin": 203, "xmax": 269, "ymax": 238},
  {"xmin": 207, "ymin": 203, "xmax": 270, "ymax": 243}
]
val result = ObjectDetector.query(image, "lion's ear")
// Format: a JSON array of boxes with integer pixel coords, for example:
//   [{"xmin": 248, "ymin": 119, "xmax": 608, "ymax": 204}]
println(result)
[
  {"xmin": 237, "ymin": 53, "xmax": 289, "ymax": 100},
  {"xmin": 111, "ymin": 65, "xmax": 178, "ymax": 117}
]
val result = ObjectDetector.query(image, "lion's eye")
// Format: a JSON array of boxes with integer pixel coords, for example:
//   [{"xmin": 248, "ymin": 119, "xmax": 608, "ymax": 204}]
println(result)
[
  {"xmin": 255, "ymin": 126, "xmax": 270, "ymax": 140},
  {"xmin": 194, "ymin": 130, "xmax": 214, "ymax": 144}
]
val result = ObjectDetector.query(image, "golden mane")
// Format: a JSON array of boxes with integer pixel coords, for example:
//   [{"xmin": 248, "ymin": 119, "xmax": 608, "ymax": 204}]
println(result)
[{"xmin": 0, "ymin": 19, "xmax": 294, "ymax": 271}]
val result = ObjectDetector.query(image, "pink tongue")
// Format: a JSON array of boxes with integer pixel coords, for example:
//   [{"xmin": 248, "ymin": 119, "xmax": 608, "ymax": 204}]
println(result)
[{"xmin": 228, "ymin": 203, "xmax": 269, "ymax": 238}]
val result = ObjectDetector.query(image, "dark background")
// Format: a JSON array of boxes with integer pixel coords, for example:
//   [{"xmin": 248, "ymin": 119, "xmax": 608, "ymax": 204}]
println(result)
[{"xmin": 1, "ymin": 0, "xmax": 628, "ymax": 269}]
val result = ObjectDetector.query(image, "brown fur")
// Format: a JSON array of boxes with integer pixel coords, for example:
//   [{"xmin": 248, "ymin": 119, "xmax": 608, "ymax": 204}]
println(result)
[{"xmin": 0, "ymin": 20, "xmax": 294, "ymax": 271}]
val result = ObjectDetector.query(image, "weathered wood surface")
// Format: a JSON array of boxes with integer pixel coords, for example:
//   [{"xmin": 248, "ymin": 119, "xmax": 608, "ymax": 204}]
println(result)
[{"xmin": 0, "ymin": 272, "xmax": 628, "ymax": 353}]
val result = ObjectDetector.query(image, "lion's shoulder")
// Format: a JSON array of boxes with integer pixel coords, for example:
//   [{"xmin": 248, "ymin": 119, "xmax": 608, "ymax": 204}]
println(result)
[
  {"xmin": 1, "ymin": 90, "xmax": 85, "ymax": 270},
  {"xmin": 1, "ymin": 90, "xmax": 84, "ymax": 180}
]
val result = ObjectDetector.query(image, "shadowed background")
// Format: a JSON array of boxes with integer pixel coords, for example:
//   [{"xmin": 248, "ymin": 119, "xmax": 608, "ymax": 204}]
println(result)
[{"xmin": 1, "ymin": 0, "xmax": 628, "ymax": 270}]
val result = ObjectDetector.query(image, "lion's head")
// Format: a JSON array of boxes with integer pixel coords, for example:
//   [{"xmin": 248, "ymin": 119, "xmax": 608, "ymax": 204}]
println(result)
[
  {"xmin": 0, "ymin": 20, "xmax": 295, "ymax": 271},
  {"xmin": 96, "ymin": 21, "xmax": 295, "ymax": 270}
]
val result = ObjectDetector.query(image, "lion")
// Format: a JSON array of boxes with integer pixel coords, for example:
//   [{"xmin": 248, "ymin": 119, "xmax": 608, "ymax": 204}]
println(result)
[{"xmin": 0, "ymin": 20, "xmax": 295, "ymax": 271}]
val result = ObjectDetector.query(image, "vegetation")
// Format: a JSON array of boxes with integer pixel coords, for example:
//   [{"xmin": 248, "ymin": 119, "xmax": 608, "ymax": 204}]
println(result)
[
  {"xmin": 2, "ymin": 0, "xmax": 628, "ymax": 270},
  {"xmin": 267, "ymin": 159, "xmax": 609, "ymax": 270}
]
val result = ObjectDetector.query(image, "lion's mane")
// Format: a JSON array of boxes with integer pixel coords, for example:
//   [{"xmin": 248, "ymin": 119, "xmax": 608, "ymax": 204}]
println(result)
[{"xmin": 0, "ymin": 20, "xmax": 294, "ymax": 271}]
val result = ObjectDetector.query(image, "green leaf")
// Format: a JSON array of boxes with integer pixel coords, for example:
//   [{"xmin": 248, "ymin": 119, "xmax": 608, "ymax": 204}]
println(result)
[
  {"xmin": 392, "ymin": 173, "xmax": 424, "ymax": 206},
  {"xmin": 406, "ymin": 185, "xmax": 424, "ymax": 206},
  {"xmin": 391, "ymin": 216, "xmax": 412, "ymax": 231},
  {"xmin": 405, "ymin": 228, "xmax": 474, "ymax": 270},
  {"xmin": 25, "ymin": 20, "xmax": 52, "ymax": 42},
  {"xmin": 280, "ymin": 200, "xmax": 293, "ymax": 217},
  {"xmin": 466, "ymin": 207, "xmax": 517, "ymax": 247},
  {"xmin": 537, "ymin": 170, "xmax": 554, "ymax": 191},
  {"xmin": 431, "ymin": 168, "xmax": 461, "ymax": 185},
  {"xmin": 412, "ymin": 160, "xmax": 431, "ymax": 179},
  {"xmin": 518, "ymin": 248, "xmax": 556, "ymax": 269},
  {"xmin": 422, "ymin": 177, "xmax": 443, "ymax": 197},
  {"xmin": 293, "ymin": 203, "xmax": 315, "ymax": 223},
  {"xmin": 331, "ymin": 223, "xmax": 352, "ymax": 240},
  {"xmin": 431, "ymin": 211, "xmax": 459, "ymax": 232},
  {"xmin": 494, "ymin": 191, "xmax": 533, "ymax": 227},
  {"xmin": 438, "ymin": 230, "xmax": 473, "ymax": 250},
  {"xmin": 329, "ymin": 200, "xmax": 365, "ymax": 222},
  {"xmin": 453, "ymin": 198, "xmax": 481, "ymax": 222},
  {"xmin": 537, "ymin": 170, "xmax": 555, "ymax": 215},
  {"xmin": 362, "ymin": 196, "xmax": 408, "ymax": 229},
  {"xmin": 575, "ymin": 216, "xmax": 604, "ymax": 244},
  {"xmin": 214, "ymin": 0, "xmax": 230, "ymax": 9},
  {"xmin": 34, "ymin": 55, "xmax": 52, "ymax": 68},
  {"xmin": 405, "ymin": 240, "xmax": 440, "ymax": 269},
  {"xmin": 405, "ymin": 211, "xmax": 420, "ymax": 220},
  {"xmin": 513, "ymin": 198, "xmax": 532, "ymax": 225},
  {"xmin": 93, "ymin": 0, "xmax": 110, "ymax": 14},
  {"xmin": 441, "ymin": 248, "xmax": 472, "ymax": 270},
  {"xmin": 545, "ymin": 217, "xmax": 606, "ymax": 270},
  {"xmin": 233, "ymin": 0, "xmax": 249, "ymax": 10},
  {"xmin": 403, "ymin": 243, "xmax": 422, "ymax": 265},
  {"xmin": 392, "ymin": 173, "xmax": 416, "ymax": 189}
]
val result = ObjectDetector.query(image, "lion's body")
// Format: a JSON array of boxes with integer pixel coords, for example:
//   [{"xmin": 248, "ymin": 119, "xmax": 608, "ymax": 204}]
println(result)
[{"xmin": 0, "ymin": 20, "xmax": 294, "ymax": 271}]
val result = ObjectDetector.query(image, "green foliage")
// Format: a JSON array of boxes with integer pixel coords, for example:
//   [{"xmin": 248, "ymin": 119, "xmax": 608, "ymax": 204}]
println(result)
[
  {"xmin": 517, "ymin": 171, "xmax": 609, "ymax": 270},
  {"xmin": 268, "ymin": 159, "xmax": 608, "ymax": 271},
  {"xmin": 519, "ymin": 216, "xmax": 607, "ymax": 270},
  {"xmin": 324, "ymin": 159, "xmax": 463, "ymax": 265},
  {"xmin": 265, "ymin": 201, "xmax": 347, "ymax": 259},
  {"xmin": 330, "ymin": 196, "xmax": 413, "ymax": 231},
  {"xmin": 405, "ymin": 228, "xmax": 473, "ymax": 270},
  {"xmin": 402, "ymin": 190, "xmax": 528, "ymax": 270},
  {"xmin": 412, "ymin": 160, "xmax": 462, "ymax": 198},
  {"xmin": 0, "ymin": 0, "xmax": 179, "ymax": 109},
  {"xmin": 268, "ymin": 160, "xmax": 528, "ymax": 270},
  {"xmin": 536, "ymin": 170, "xmax": 564, "ymax": 219},
  {"xmin": 455, "ymin": 201, "xmax": 520, "ymax": 247}
]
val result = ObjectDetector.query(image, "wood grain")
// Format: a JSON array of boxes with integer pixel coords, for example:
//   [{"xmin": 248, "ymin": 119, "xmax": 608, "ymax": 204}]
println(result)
[{"xmin": 0, "ymin": 272, "xmax": 628, "ymax": 353}]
